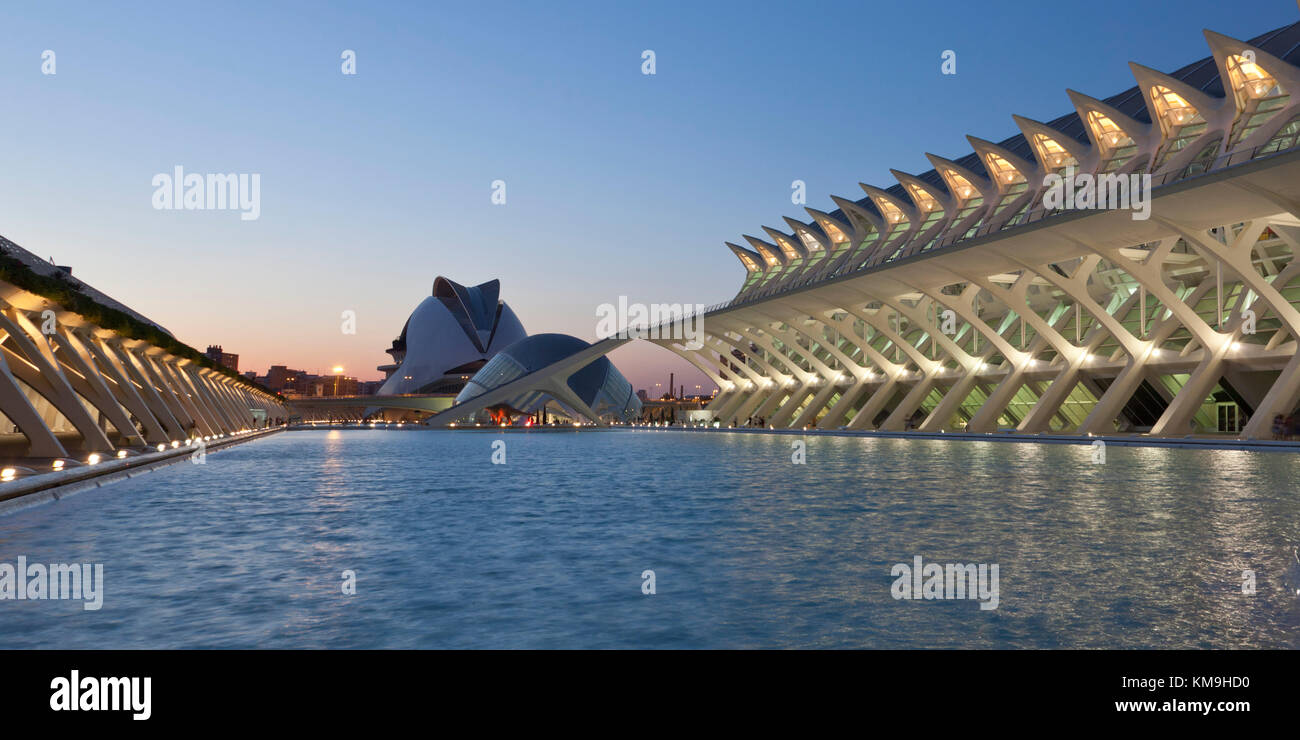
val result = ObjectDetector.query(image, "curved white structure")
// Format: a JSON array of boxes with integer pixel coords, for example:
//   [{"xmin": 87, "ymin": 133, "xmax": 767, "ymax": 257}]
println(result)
[
  {"xmin": 657, "ymin": 19, "xmax": 1300, "ymax": 440},
  {"xmin": 376, "ymin": 277, "xmax": 527, "ymax": 396},
  {"xmin": 0, "ymin": 236, "xmax": 285, "ymax": 460},
  {"xmin": 451, "ymin": 333, "xmax": 642, "ymax": 425}
]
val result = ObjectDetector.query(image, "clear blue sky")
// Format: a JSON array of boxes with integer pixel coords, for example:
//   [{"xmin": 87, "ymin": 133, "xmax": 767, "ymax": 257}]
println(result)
[{"xmin": 1, "ymin": 0, "xmax": 1296, "ymax": 392}]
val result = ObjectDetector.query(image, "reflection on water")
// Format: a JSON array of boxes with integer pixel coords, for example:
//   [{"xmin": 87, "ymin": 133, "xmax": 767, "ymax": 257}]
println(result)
[{"xmin": 0, "ymin": 429, "xmax": 1296, "ymax": 648}]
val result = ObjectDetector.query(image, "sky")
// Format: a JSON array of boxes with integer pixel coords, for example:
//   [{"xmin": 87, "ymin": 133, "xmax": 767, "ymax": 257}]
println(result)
[{"xmin": 1, "ymin": 0, "xmax": 1297, "ymax": 394}]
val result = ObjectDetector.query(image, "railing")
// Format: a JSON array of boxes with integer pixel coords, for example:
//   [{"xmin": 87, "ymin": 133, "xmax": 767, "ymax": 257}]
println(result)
[{"xmin": 688, "ymin": 134, "xmax": 1300, "ymax": 321}]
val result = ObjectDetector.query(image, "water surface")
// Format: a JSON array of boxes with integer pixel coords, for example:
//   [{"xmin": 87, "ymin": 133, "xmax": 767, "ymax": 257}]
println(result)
[{"xmin": 1, "ymin": 429, "xmax": 1297, "ymax": 648}]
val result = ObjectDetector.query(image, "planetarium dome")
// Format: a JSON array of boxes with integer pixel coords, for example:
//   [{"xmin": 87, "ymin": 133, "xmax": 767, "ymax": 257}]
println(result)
[
  {"xmin": 454, "ymin": 333, "xmax": 642, "ymax": 424},
  {"xmin": 376, "ymin": 277, "xmax": 527, "ymax": 396}
]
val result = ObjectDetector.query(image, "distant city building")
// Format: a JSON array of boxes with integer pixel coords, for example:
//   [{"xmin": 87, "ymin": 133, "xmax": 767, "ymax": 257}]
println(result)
[
  {"xmin": 311, "ymin": 375, "xmax": 360, "ymax": 397},
  {"xmin": 265, "ymin": 365, "xmax": 309, "ymax": 395},
  {"xmin": 204, "ymin": 345, "xmax": 239, "ymax": 372},
  {"xmin": 641, "ymin": 397, "xmax": 707, "ymax": 424},
  {"xmin": 250, "ymin": 367, "xmax": 382, "ymax": 398}
]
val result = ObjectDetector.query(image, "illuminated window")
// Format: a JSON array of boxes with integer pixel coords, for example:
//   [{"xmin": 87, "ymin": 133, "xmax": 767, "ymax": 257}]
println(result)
[
  {"xmin": 905, "ymin": 183, "xmax": 940, "ymax": 214},
  {"xmin": 1225, "ymin": 54, "xmax": 1289, "ymax": 146},
  {"xmin": 869, "ymin": 194, "xmax": 927, "ymax": 264},
  {"xmin": 903, "ymin": 183, "xmax": 946, "ymax": 254},
  {"xmin": 1086, "ymin": 110, "xmax": 1138, "ymax": 172},
  {"xmin": 1226, "ymin": 54, "xmax": 1282, "ymax": 103},
  {"xmin": 944, "ymin": 170, "xmax": 981, "ymax": 205},
  {"xmin": 1032, "ymin": 133, "xmax": 1077, "ymax": 172},
  {"xmin": 1150, "ymin": 86, "xmax": 1199, "ymax": 129},
  {"xmin": 819, "ymin": 220, "xmax": 849, "ymax": 247},
  {"xmin": 773, "ymin": 234, "xmax": 801, "ymax": 261},
  {"xmin": 1150, "ymin": 86, "xmax": 1207, "ymax": 169},
  {"xmin": 754, "ymin": 244, "xmax": 781, "ymax": 270},
  {"xmin": 871, "ymin": 199, "xmax": 902, "ymax": 227},
  {"xmin": 979, "ymin": 152, "xmax": 1029, "ymax": 220},
  {"xmin": 983, "ymin": 152, "xmax": 1025, "ymax": 186},
  {"xmin": 795, "ymin": 229, "xmax": 823, "ymax": 253}
]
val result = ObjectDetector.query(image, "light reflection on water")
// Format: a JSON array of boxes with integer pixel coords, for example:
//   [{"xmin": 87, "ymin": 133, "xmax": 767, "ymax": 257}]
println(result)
[{"xmin": 0, "ymin": 429, "xmax": 1296, "ymax": 649}]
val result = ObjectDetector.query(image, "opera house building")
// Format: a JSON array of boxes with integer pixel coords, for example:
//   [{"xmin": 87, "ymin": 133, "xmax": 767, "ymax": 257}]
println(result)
[
  {"xmin": 372, "ymin": 278, "xmax": 639, "ymax": 425},
  {"xmin": 376, "ymin": 277, "xmax": 527, "ymax": 397}
]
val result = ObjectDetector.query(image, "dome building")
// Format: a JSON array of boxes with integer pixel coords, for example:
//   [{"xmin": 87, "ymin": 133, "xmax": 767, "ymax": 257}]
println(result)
[{"xmin": 453, "ymin": 333, "xmax": 642, "ymax": 425}]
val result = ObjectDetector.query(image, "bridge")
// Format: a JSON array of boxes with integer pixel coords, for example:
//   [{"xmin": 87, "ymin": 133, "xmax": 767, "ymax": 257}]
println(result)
[{"xmin": 285, "ymin": 393, "xmax": 451, "ymax": 420}]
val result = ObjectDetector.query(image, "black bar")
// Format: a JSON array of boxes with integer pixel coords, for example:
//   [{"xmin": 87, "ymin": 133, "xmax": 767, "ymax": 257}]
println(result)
[{"xmin": 0, "ymin": 650, "xmax": 1288, "ymax": 726}]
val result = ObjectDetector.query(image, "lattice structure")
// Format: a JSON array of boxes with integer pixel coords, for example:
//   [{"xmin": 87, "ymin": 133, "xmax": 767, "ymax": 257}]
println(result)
[
  {"xmin": 658, "ymin": 22, "xmax": 1300, "ymax": 439},
  {"xmin": 0, "ymin": 281, "xmax": 285, "ymax": 458}
]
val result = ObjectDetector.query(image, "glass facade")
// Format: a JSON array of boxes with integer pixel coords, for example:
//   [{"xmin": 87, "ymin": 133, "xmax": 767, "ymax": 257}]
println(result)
[{"xmin": 453, "ymin": 334, "xmax": 643, "ymax": 424}]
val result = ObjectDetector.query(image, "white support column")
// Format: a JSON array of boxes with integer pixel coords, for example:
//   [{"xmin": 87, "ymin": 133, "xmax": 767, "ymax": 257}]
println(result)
[
  {"xmin": 0, "ymin": 308, "xmax": 115, "ymax": 452},
  {"xmin": 99, "ymin": 338, "xmax": 187, "ymax": 440},
  {"xmin": 172, "ymin": 362, "xmax": 234, "ymax": 434},
  {"xmin": 0, "ymin": 343, "xmax": 68, "ymax": 457},
  {"xmin": 148, "ymin": 354, "xmax": 219, "ymax": 437},
  {"xmin": 50, "ymin": 325, "xmax": 146, "ymax": 447},
  {"xmin": 1158, "ymin": 216, "xmax": 1300, "ymax": 438},
  {"xmin": 70, "ymin": 328, "xmax": 168, "ymax": 444}
]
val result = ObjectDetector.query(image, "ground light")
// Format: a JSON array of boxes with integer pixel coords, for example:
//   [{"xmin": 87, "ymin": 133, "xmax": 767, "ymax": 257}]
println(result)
[{"xmin": 1, "ymin": 468, "xmax": 15, "ymax": 482}]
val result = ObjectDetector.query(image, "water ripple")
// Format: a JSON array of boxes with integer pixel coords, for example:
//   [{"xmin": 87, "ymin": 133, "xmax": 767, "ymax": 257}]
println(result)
[{"xmin": 0, "ymin": 429, "xmax": 1296, "ymax": 648}]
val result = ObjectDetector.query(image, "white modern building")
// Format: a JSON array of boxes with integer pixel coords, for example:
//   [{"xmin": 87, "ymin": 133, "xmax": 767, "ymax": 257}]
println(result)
[
  {"xmin": 449, "ymin": 333, "xmax": 642, "ymax": 426},
  {"xmin": 647, "ymin": 20, "xmax": 1300, "ymax": 439}
]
